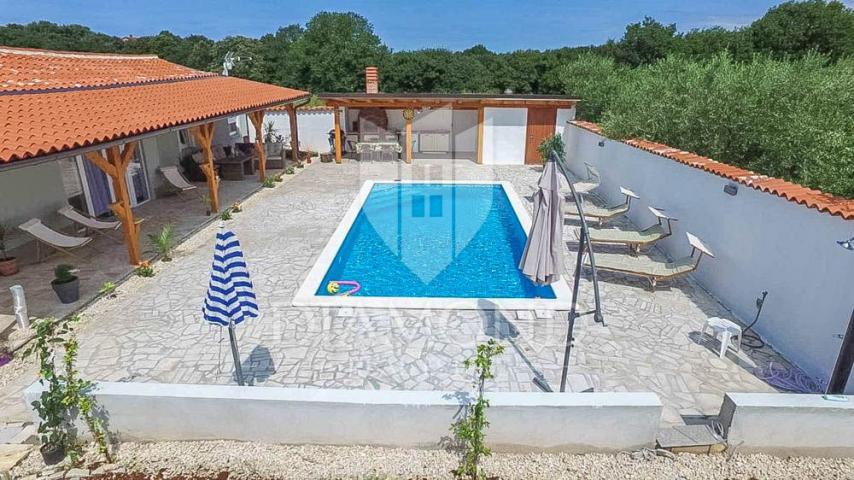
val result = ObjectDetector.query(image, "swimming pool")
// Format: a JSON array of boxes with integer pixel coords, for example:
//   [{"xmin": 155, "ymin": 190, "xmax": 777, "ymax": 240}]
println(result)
[{"xmin": 293, "ymin": 181, "xmax": 573, "ymax": 309}]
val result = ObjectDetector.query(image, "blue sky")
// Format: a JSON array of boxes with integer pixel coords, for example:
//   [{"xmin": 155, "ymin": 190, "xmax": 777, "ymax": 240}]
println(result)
[{"xmin": 0, "ymin": 0, "xmax": 841, "ymax": 52}]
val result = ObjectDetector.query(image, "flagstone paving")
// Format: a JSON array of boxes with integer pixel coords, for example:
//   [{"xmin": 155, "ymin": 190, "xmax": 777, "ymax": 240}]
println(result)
[{"xmin": 0, "ymin": 160, "xmax": 789, "ymax": 426}]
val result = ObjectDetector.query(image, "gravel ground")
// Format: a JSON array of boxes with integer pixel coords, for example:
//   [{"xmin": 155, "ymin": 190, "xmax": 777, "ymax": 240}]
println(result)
[{"xmin": 12, "ymin": 441, "xmax": 854, "ymax": 480}]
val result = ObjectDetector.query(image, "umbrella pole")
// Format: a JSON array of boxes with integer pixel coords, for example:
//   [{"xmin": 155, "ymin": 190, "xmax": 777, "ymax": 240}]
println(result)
[
  {"xmin": 560, "ymin": 227, "xmax": 586, "ymax": 392},
  {"xmin": 228, "ymin": 322, "xmax": 245, "ymax": 386}
]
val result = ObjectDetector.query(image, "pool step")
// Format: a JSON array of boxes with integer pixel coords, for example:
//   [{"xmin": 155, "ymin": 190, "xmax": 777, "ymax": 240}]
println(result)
[{"xmin": 656, "ymin": 424, "xmax": 726, "ymax": 454}]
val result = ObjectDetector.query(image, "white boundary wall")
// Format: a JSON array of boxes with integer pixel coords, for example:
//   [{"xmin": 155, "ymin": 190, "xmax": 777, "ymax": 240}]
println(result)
[
  {"xmin": 243, "ymin": 110, "xmax": 335, "ymax": 153},
  {"xmin": 25, "ymin": 382, "xmax": 662, "ymax": 452},
  {"xmin": 563, "ymin": 124, "xmax": 854, "ymax": 392},
  {"xmin": 719, "ymin": 392, "xmax": 854, "ymax": 456},
  {"xmin": 482, "ymin": 107, "xmax": 575, "ymax": 165}
]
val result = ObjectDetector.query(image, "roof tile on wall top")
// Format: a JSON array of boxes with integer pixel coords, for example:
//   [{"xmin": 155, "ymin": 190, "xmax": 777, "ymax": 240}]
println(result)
[{"xmin": 569, "ymin": 120, "xmax": 853, "ymax": 220}]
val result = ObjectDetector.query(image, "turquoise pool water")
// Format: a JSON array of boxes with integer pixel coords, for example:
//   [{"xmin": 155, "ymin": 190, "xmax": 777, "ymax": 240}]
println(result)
[{"xmin": 316, "ymin": 183, "xmax": 556, "ymax": 299}]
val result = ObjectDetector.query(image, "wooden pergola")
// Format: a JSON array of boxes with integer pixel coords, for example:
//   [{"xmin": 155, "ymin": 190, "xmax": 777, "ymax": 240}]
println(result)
[
  {"xmin": 68, "ymin": 104, "xmax": 305, "ymax": 265},
  {"xmin": 322, "ymin": 93, "xmax": 578, "ymax": 164}
]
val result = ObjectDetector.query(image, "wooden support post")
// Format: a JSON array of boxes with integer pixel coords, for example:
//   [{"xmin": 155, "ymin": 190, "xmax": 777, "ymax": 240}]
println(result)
[
  {"xmin": 286, "ymin": 104, "xmax": 301, "ymax": 165},
  {"xmin": 191, "ymin": 122, "xmax": 219, "ymax": 213},
  {"xmin": 333, "ymin": 108, "xmax": 343, "ymax": 164},
  {"xmin": 403, "ymin": 108, "xmax": 414, "ymax": 164},
  {"xmin": 84, "ymin": 142, "xmax": 141, "ymax": 265},
  {"xmin": 476, "ymin": 107, "xmax": 485, "ymax": 165},
  {"xmin": 248, "ymin": 111, "xmax": 267, "ymax": 182}
]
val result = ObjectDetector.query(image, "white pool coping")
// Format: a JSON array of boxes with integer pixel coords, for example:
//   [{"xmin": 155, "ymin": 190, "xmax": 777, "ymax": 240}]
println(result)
[{"xmin": 292, "ymin": 180, "xmax": 574, "ymax": 310}]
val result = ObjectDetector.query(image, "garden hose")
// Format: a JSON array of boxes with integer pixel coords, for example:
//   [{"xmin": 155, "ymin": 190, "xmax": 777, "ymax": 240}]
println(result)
[{"xmin": 741, "ymin": 291, "xmax": 767, "ymax": 349}]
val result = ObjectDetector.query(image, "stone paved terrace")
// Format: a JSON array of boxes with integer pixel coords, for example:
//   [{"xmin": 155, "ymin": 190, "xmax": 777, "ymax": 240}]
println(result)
[{"xmin": 0, "ymin": 159, "xmax": 789, "ymax": 426}]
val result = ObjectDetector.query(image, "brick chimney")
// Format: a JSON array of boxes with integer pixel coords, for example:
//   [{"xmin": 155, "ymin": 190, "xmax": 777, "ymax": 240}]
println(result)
[{"xmin": 365, "ymin": 66, "xmax": 379, "ymax": 94}]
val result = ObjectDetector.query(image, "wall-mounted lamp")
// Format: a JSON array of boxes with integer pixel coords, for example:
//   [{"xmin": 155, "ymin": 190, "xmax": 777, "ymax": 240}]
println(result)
[
  {"xmin": 723, "ymin": 183, "xmax": 738, "ymax": 196},
  {"xmin": 597, "ymin": 140, "xmax": 605, "ymax": 147},
  {"xmin": 838, "ymin": 236, "xmax": 854, "ymax": 251}
]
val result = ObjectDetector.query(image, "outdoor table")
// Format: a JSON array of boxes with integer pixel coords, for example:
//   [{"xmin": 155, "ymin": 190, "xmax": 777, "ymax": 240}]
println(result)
[
  {"xmin": 215, "ymin": 154, "xmax": 255, "ymax": 180},
  {"xmin": 356, "ymin": 141, "xmax": 402, "ymax": 161}
]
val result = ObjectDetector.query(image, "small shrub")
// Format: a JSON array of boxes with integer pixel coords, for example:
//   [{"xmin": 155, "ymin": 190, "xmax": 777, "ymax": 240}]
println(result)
[
  {"xmin": 273, "ymin": 172, "xmax": 284, "ymax": 182},
  {"xmin": 220, "ymin": 209, "xmax": 233, "ymax": 221},
  {"xmin": 52, "ymin": 264, "xmax": 77, "ymax": 284},
  {"xmin": 285, "ymin": 167, "xmax": 295, "ymax": 175},
  {"xmin": 537, "ymin": 133, "xmax": 566, "ymax": 163},
  {"xmin": 134, "ymin": 261, "xmax": 155, "ymax": 278},
  {"xmin": 262, "ymin": 176, "xmax": 276, "ymax": 188},
  {"xmin": 99, "ymin": 281, "xmax": 117, "ymax": 297},
  {"xmin": 147, "ymin": 224, "xmax": 176, "ymax": 261},
  {"xmin": 451, "ymin": 339, "xmax": 505, "ymax": 480},
  {"xmin": 231, "ymin": 202, "xmax": 243, "ymax": 213}
]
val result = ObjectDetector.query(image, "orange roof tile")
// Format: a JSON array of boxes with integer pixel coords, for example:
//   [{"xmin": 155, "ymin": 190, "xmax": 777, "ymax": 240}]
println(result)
[
  {"xmin": 570, "ymin": 120, "xmax": 854, "ymax": 220},
  {"xmin": 0, "ymin": 47, "xmax": 309, "ymax": 164}
]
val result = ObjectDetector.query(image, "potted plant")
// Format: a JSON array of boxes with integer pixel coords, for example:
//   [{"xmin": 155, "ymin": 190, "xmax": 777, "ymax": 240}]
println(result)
[
  {"xmin": 0, "ymin": 223, "xmax": 18, "ymax": 276},
  {"xmin": 51, "ymin": 264, "xmax": 79, "ymax": 304}
]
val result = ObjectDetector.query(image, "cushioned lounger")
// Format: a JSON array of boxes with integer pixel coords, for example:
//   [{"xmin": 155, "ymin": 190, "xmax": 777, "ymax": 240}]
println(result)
[
  {"xmin": 585, "ymin": 232, "xmax": 714, "ymax": 290},
  {"xmin": 565, "ymin": 186, "xmax": 639, "ymax": 225},
  {"xmin": 585, "ymin": 206, "xmax": 676, "ymax": 253}
]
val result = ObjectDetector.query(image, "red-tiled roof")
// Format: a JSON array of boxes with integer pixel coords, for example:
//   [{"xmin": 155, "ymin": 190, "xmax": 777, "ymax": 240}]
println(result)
[
  {"xmin": 268, "ymin": 105, "xmax": 334, "ymax": 112},
  {"xmin": 0, "ymin": 47, "xmax": 309, "ymax": 164},
  {"xmin": 571, "ymin": 120, "xmax": 854, "ymax": 220}
]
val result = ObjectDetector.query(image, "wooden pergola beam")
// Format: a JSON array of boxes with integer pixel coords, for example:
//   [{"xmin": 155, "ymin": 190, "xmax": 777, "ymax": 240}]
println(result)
[
  {"xmin": 403, "ymin": 108, "xmax": 414, "ymax": 164},
  {"xmin": 286, "ymin": 104, "xmax": 300, "ymax": 165},
  {"xmin": 191, "ymin": 122, "xmax": 219, "ymax": 213},
  {"xmin": 248, "ymin": 110, "xmax": 267, "ymax": 182},
  {"xmin": 476, "ymin": 107, "xmax": 485, "ymax": 165},
  {"xmin": 84, "ymin": 142, "xmax": 142, "ymax": 265},
  {"xmin": 333, "ymin": 108, "xmax": 343, "ymax": 164}
]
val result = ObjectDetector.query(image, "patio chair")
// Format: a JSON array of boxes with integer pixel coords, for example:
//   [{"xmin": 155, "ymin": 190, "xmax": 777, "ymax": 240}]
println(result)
[
  {"xmin": 585, "ymin": 232, "xmax": 714, "ymax": 291},
  {"xmin": 565, "ymin": 186, "xmax": 639, "ymax": 225},
  {"xmin": 58, "ymin": 205, "xmax": 121, "ymax": 243},
  {"xmin": 18, "ymin": 219, "xmax": 92, "ymax": 262},
  {"xmin": 583, "ymin": 206, "xmax": 676, "ymax": 253},
  {"xmin": 159, "ymin": 166, "xmax": 198, "ymax": 195}
]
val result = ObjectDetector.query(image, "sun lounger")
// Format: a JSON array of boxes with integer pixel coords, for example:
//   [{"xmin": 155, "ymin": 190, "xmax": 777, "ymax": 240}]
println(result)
[
  {"xmin": 586, "ymin": 232, "xmax": 714, "ymax": 290},
  {"xmin": 160, "ymin": 166, "xmax": 198, "ymax": 194},
  {"xmin": 584, "ymin": 206, "xmax": 676, "ymax": 253},
  {"xmin": 58, "ymin": 205, "xmax": 121, "ymax": 243},
  {"xmin": 19, "ymin": 219, "xmax": 92, "ymax": 262},
  {"xmin": 570, "ymin": 163, "xmax": 600, "ymax": 195},
  {"xmin": 565, "ymin": 186, "xmax": 639, "ymax": 225}
]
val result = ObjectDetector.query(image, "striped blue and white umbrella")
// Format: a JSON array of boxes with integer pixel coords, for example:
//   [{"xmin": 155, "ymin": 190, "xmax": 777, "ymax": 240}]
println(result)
[{"xmin": 202, "ymin": 223, "xmax": 258, "ymax": 385}]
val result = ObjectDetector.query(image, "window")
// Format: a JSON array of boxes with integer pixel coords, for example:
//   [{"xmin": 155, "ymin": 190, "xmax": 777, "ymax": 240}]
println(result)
[{"xmin": 59, "ymin": 158, "xmax": 87, "ymax": 212}]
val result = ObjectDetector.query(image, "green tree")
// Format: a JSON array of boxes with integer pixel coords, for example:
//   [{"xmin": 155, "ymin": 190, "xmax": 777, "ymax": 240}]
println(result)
[
  {"xmin": 606, "ymin": 17, "xmax": 678, "ymax": 66},
  {"xmin": 552, "ymin": 53, "xmax": 628, "ymax": 121},
  {"xmin": 289, "ymin": 12, "xmax": 389, "ymax": 92},
  {"xmin": 749, "ymin": 0, "xmax": 854, "ymax": 59}
]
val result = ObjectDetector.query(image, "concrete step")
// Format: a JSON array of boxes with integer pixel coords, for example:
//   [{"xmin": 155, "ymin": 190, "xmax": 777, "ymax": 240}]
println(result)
[{"xmin": 656, "ymin": 424, "xmax": 726, "ymax": 454}]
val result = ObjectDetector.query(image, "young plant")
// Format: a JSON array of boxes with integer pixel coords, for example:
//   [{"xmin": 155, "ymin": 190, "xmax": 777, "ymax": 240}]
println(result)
[
  {"xmin": 273, "ymin": 172, "xmax": 284, "ymax": 182},
  {"xmin": 134, "ymin": 261, "xmax": 155, "ymax": 278},
  {"xmin": 262, "ymin": 176, "xmax": 276, "ymax": 188},
  {"xmin": 53, "ymin": 264, "xmax": 77, "ymax": 284},
  {"xmin": 0, "ymin": 223, "xmax": 10, "ymax": 260},
  {"xmin": 451, "ymin": 339, "xmax": 505, "ymax": 480},
  {"xmin": 147, "ymin": 224, "xmax": 176, "ymax": 261},
  {"xmin": 537, "ymin": 133, "xmax": 566, "ymax": 164},
  {"xmin": 24, "ymin": 316, "xmax": 111, "ymax": 464},
  {"xmin": 200, "ymin": 193, "xmax": 212, "ymax": 216},
  {"xmin": 99, "ymin": 281, "xmax": 117, "ymax": 296},
  {"xmin": 231, "ymin": 202, "xmax": 243, "ymax": 213},
  {"xmin": 285, "ymin": 167, "xmax": 295, "ymax": 175},
  {"xmin": 220, "ymin": 209, "xmax": 233, "ymax": 221}
]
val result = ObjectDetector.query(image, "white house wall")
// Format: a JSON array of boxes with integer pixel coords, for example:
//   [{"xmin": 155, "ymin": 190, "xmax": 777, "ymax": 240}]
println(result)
[
  {"xmin": 0, "ymin": 162, "xmax": 69, "ymax": 250},
  {"xmin": 482, "ymin": 107, "xmax": 528, "ymax": 165},
  {"xmin": 555, "ymin": 108, "xmax": 575, "ymax": 135},
  {"xmin": 564, "ymin": 124, "xmax": 854, "ymax": 393}
]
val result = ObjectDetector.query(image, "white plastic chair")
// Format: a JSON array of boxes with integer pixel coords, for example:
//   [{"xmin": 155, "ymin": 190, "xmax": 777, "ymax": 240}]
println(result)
[{"xmin": 703, "ymin": 317, "xmax": 742, "ymax": 358}]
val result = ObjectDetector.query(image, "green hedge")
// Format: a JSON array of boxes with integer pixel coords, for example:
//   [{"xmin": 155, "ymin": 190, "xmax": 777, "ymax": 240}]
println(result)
[{"xmin": 557, "ymin": 53, "xmax": 853, "ymax": 198}]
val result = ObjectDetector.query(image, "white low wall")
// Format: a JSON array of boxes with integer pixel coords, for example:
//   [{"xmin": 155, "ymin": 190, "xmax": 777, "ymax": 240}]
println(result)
[
  {"xmin": 244, "ymin": 110, "xmax": 335, "ymax": 153},
  {"xmin": 25, "ymin": 381, "xmax": 662, "ymax": 452},
  {"xmin": 563, "ymin": 124, "xmax": 854, "ymax": 393},
  {"xmin": 719, "ymin": 392, "xmax": 854, "ymax": 456}
]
